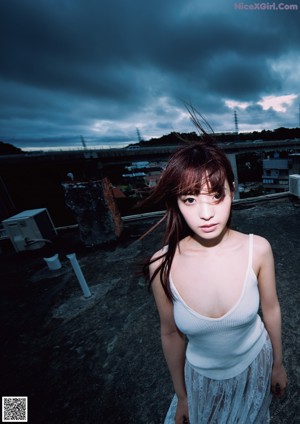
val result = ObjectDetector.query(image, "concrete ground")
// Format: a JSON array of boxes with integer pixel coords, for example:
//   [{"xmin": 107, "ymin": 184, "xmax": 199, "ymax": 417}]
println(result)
[{"xmin": 1, "ymin": 195, "xmax": 299, "ymax": 423}]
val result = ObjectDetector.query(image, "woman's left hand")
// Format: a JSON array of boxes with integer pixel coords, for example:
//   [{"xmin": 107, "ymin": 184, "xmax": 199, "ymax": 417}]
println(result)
[{"xmin": 271, "ymin": 364, "xmax": 288, "ymax": 399}]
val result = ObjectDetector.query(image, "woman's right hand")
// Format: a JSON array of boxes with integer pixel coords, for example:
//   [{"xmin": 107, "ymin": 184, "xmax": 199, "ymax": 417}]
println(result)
[{"xmin": 175, "ymin": 397, "xmax": 189, "ymax": 424}]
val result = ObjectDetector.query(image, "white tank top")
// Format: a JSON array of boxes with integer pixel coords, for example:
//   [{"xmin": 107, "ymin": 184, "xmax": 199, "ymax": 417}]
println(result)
[{"xmin": 171, "ymin": 234, "xmax": 267, "ymax": 380}]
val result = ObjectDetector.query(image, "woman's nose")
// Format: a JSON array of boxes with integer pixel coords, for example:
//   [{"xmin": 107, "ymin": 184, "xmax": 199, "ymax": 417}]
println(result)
[{"xmin": 199, "ymin": 201, "xmax": 214, "ymax": 220}]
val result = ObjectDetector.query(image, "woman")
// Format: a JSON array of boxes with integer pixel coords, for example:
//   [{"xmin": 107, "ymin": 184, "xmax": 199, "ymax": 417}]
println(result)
[{"xmin": 145, "ymin": 138, "xmax": 287, "ymax": 423}]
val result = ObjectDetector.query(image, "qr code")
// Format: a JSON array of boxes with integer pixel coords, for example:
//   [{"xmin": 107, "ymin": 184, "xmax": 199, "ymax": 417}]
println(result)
[{"xmin": 2, "ymin": 397, "xmax": 28, "ymax": 422}]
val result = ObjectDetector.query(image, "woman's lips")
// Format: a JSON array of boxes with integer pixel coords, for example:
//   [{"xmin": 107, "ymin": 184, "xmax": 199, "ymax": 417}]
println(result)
[{"xmin": 200, "ymin": 223, "xmax": 218, "ymax": 232}]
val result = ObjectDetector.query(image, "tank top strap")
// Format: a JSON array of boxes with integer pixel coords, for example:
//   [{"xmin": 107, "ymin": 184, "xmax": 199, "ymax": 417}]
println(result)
[{"xmin": 248, "ymin": 233, "xmax": 254, "ymax": 269}]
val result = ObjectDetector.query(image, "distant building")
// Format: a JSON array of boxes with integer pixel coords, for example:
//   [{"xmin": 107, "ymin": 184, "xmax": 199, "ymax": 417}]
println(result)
[
  {"xmin": 112, "ymin": 187, "xmax": 126, "ymax": 199},
  {"xmin": 262, "ymin": 156, "xmax": 289, "ymax": 193},
  {"xmin": 289, "ymin": 153, "xmax": 300, "ymax": 174},
  {"xmin": 128, "ymin": 161, "xmax": 149, "ymax": 170},
  {"xmin": 122, "ymin": 172, "xmax": 146, "ymax": 178},
  {"xmin": 144, "ymin": 171, "xmax": 162, "ymax": 187},
  {"xmin": 123, "ymin": 161, "xmax": 164, "ymax": 188}
]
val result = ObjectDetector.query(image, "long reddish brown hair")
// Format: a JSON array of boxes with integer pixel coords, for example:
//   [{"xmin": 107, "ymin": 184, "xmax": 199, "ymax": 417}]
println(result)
[{"xmin": 143, "ymin": 139, "xmax": 235, "ymax": 301}]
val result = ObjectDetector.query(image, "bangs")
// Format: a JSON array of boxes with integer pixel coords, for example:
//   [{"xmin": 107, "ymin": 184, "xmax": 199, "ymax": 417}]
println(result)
[
  {"xmin": 175, "ymin": 164, "xmax": 227, "ymax": 199},
  {"xmin": 149, "ymin": 142, "xmax": 235, "ymax": 209}
]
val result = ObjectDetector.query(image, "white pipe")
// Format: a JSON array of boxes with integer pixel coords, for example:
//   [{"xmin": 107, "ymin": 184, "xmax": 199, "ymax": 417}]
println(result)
[
  {"xmin": 66, "ymin": 253, "xmax": 92, "ymax": 298},
  {"xmin": 44, "ymin": 253, "xmax": 62, "ymax": 271}
]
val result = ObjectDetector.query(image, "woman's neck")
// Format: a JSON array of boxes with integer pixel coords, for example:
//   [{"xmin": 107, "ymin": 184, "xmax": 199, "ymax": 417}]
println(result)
[{"xmin": 189, "ymin": 227, "xmax": 232, "ymax": 250}]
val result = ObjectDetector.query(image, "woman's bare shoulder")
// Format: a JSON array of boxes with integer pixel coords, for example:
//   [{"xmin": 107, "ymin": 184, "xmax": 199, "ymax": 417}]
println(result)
[
  {"xmin": 253, "ymin": 234, "xmax": 272, "ymax": 254},
  {"xmin": 252, "ymin": 234, "xmax": 273, "ymax": 272},
  {"xmin": 231, "ymin": 230, "xmax": 271, "ymax": 252}
]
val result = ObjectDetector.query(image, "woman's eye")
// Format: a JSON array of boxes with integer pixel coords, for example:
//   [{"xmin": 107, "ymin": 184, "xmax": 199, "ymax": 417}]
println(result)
[
  {"xmin": 212, "ymin": 192, "xmax": 222, "ymax": 200},
  {"xmin": 183, "ymin": 197, "xmax": 195, "ymax": 204}
]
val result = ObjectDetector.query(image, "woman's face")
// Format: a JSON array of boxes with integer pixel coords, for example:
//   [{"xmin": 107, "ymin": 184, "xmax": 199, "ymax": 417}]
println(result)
[{"xmin": 177, "ymin": 179, "xmax": 233, "ymax": 241}]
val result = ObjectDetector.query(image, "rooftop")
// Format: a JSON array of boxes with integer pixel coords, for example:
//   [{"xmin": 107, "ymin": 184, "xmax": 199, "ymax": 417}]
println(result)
[{"xmin": 1, "ymin": 195, "xmax": 300, "ymax": 424}]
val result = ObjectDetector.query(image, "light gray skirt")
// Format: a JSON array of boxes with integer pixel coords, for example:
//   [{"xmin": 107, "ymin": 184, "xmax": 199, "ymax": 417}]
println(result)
[{"xmin": 164, "ymin": 337, "xmax": 273, "ymax": 424}]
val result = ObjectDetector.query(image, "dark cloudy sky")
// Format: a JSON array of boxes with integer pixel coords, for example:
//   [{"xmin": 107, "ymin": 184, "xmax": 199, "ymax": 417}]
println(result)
[{"xmin": 1, "ymin": 0, "xmax": 299, "ymax": 149}]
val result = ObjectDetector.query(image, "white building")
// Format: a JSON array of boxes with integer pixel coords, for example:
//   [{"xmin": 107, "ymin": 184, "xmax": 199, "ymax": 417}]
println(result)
[{"xmin": 262, "ymin": 157, "xmax": 289, "ymax": 193}]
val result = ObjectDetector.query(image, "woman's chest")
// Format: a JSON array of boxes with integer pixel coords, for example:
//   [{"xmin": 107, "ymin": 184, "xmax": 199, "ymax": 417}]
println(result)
[{"xmin": 171, "ymin": 251, "xmax": 250, "ymax": 318}]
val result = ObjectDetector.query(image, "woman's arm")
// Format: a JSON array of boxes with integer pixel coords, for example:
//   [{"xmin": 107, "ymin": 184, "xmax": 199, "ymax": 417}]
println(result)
[
  {"xmin": 150, "ymin": 256, "xmax": 189, "ymax": 422},
  {"xmin": 256, "ymin": 236, "xmax": 288, "ymax": 398}
]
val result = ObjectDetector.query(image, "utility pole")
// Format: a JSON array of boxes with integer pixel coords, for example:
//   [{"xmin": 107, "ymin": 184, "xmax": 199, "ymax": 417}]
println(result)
[
  {"xmin": 136, "ymin": 128, "xmax": 143, "ymax": 143},
  {"xmin": 80, "ymin": 135, "xmax": 87, "ymax": 150},
  {"xmin": 234, "ymin": 110, "xmax": 239, "ymax": 134},
  {"xmin": 234, "ymin": 110, "xmax": 239, "ymax": 141}
]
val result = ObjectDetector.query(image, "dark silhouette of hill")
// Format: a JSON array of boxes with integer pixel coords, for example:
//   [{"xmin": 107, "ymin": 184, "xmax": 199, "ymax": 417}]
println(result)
[
  {"xmin": 0, "ymin": 141, "xmax": 23, "ymax": 155},
  {"xmin": 230, "ymin": 127, "xmax": 300, "ymax": 142},
  {"xmin": 128, "ymin": 127, "xmax": 300, "ymax": 148},
  {"xmin": 138, "ymin": 131, "xmax": 202, "ymax": 147}
]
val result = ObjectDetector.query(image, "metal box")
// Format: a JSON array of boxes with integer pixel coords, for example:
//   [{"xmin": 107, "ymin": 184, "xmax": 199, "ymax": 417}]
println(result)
[{"xmin": 2, "ymin": 208, "xmax": 57, "ymax": 252}]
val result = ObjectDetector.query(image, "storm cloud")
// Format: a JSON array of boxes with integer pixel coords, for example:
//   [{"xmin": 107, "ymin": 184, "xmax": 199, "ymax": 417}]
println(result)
[{"xmin": 0, "ymin": 0, "xmax": 299, "ymax": 149}]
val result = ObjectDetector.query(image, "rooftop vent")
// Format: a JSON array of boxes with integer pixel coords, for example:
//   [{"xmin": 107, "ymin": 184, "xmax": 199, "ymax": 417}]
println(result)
[{"xmin": 289, "ymin": 174, "xmax": 300, "ymax": 198}]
